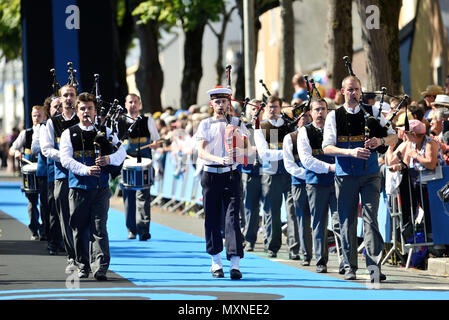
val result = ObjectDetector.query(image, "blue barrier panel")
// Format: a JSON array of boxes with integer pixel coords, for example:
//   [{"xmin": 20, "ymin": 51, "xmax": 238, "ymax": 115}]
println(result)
[
  {"xmin": 195, "ymin": 173, "xmax": 203, "ymax": 206},
  {"xmin": 150, "ymin": 177, "xmax": 161, "ymax": 197},
  {"xmin": 172, "ymin": 169, "xmax": 185, "ymax": 201},
  {"xmin": 378, "ymin": 189, "xmax": 390, "ymax": 243},
  {"xmin": 161, "ymin": 152, "xmax": 175, "ymax": 199},
  {"xmin": 427, "ymin": 166, "xmax": 449, "ymax": 245},
  {"xmin": 182, "ymin": 164, "xmax": 196, "ymax": 203},
  {"xmin": 355, "ymin": 193, "xmax": 389, "ymax": 242},
  {"xmin": 281, "ymin": 198, "xmax": 287, "ymax": 223}
]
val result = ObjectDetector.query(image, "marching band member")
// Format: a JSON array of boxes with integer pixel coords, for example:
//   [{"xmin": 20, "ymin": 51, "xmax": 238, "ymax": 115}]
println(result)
[
  {"xmin": 33, "ymin": 98, "xmax": 64, "ymax": 255},
  {"xmin": 254, "ymin": 95, "xmax": 298, "ymax": 259},
  {"xmin": 282, "ymin": 109, "xmax": 313, "ymax": 265},
  {"xmin": 196, "ymin": 86, "xmax": 248, "ymax": 280},
  {"xmin": 10, "ymin": 105, "xmax": 46, "ymax": 240},
  {"xmin": 34, "ymin": 100, "xmax": 61, "ymax": 253},
  {"xmin": 297, "ymin": 99, "xmax": 343, "ymax": 273},
  {"xmin": 41, "ymin": 84, "xmax": 79, "ymax": 272},
  {"xmin": 29, "ymin": 105, "xmax": 50, "ymax": 246},
  {"xmin": 323, "ymin": 76, "xmax": 397, "ymax": 281},
  {"xmin": 241, "ymin": 99, "xmax": 263, "ymax": 252},
  {"xmin": 60, "ymin": 92, "xmax": 126, "ymax": 280},
  {"xmin": 117, "ymin": 93, "xmax": 160, "ymax": 241}
]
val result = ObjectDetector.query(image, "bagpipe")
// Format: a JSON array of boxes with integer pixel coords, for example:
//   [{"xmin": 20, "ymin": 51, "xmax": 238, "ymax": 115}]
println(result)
[
  {"xmin": 49, "ymin": 62, "xmax": 78, "ymax": 111},
  {"xmin": 342, "ymin": 55, "xmax": 392, "ymax": 154},
  {"xmin": 49, "ymin": 64, "xmax": 138, "ymax": 179},
  {"xmin": 222, "ymin": 65, "xmax": 249, "ymax": 166}
]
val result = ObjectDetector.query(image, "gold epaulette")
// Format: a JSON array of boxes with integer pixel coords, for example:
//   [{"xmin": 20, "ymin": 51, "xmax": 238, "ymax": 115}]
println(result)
[
  {"xmin": 127, "ymin": 137, "xmax": 148, "ymax": 144},
  {"xmin": 337, "ymin": 135, "xmax": 365, "ymax": 143},
  {"xmin": 269, "ymin": 142, "xmax": 283, "ymax": 149},
  {"xmin": 73, "ymin": 150, "xmax": 96, "ymax": 158}
]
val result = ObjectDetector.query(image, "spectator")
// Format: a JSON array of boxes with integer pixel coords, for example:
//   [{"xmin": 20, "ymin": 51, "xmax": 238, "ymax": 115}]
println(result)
[
  {"xmin": 390, "ymin": 120, "xmax": 445, "ymax": 236},
  {"xmin": 420, "ymin": 85, "xmax": 444, "ymax": 120},
  {"xmin": 291, "ymin": 74, "xmax": 308, "ymax": 105}
]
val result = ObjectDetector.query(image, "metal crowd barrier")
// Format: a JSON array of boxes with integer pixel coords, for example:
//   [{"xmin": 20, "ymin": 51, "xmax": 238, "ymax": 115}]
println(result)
[
  {"xmin": 148, "ymin": 153, "xmax": 449, "ymax": 267},
  {"xmin": 150, "ymin": 152, "xmax": 203, "ymax": 215}
]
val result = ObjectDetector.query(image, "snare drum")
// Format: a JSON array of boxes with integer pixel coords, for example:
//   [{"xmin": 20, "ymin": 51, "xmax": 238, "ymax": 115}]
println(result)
[
  {"xmin": 120, "ymin": 157, "xmax": 152, "ymax": 190},
  {"xmin": 21, "ymin": 163, "xmax": 39, "ymax": 193}
]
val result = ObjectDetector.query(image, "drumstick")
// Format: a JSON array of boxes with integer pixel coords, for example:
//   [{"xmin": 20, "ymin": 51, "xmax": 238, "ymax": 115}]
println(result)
[
  {"xmin": 21, "ymin": 158, "xmax": 34, "ymax": 165},
  {"xmin": 140, "ymin": 138, "xmax": 169, "ymax": 150},
  {"xmin": 139, "ymin": 143, "xmax": 152, "ymax": 150}
]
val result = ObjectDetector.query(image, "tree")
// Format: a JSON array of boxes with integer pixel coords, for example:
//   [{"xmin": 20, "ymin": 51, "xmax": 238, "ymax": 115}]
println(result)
[
  {"xmin": 134, "ymin": 0, "xmax": 223, "ymax": 109},
  {"xmin": 0, "ymin": 0, "xmax": 21, "ymax": 61},
  {"xmin": 207, "ymin": 1, "xmax": 237, "ymax": 85},
  {"xmin": 112, "ymin": 0, "xmax": 137, "ymax": 104},
  {"xmin": 356, "ymin": 0, "xmax": 402, "ymax": 94},
  {"xmin": 326, "ymin": 0, "xmax": 353, "ymax": 90},
  {"xmin": 132, "ymin": 0, "xmax": 165, "ymax": 113},
  {"xmin": 234, "ymin": 0, "xmax": 281, "ymax": 101},
  {"xmin": 278, "ymin": 0, "xmax": 294, "ymax": 100}
]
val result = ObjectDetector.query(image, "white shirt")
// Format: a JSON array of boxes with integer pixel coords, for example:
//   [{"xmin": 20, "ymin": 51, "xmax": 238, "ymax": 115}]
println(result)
[
  {"xmin": 298, "ymin": 124, "xmax": 332, "ymax": 174},
  {"xmin": 282, "ymin": 133, "xmax": 306, "ymax": 179},
  {"xmin": 322, "ymin": 105, "xmax": 396, "ymax": 149},
  {"xmin": 31, "ymin": 123, "xmax": 45, "ymax": 155},
  {"xmin": 254, "ymin": 117, "xmax": 285, "ymax": 163},
  {"xmin": 196, "ymin": 116, "xmax": 248, "ymax": 165},
  {"xmin": 123, "ymin": 115, "xmax": 161, "ymax": 142},
  {"xmin": 10, "ymin": 125, "xmax": 40, "ymax": 153},
  {"xmin": 41, "ymin": 112, "xmax": 77, "ymax": 162},
  {"xmin": 60, "ymin": 124, "xmax": 126, "ymax": 176}
]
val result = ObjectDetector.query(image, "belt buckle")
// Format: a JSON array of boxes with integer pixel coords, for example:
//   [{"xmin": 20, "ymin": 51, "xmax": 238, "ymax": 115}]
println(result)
[{"xmin": 217, "ymin": 167, "xmax": 223, "ymax": 174}]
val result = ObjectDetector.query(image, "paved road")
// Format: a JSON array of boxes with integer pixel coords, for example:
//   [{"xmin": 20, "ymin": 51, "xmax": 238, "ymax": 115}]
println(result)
[{"xmin": 1, "ymin": 179, "xmax": 449, "ymax": 305}]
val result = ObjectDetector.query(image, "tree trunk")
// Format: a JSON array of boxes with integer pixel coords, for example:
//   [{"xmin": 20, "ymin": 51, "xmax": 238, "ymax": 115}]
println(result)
[
  {"xmin": 278, "ymin": 0, "xmax": 294, "ymax": 101},
  {"xmin": 211, "ymin": 4, "xmax": 237, "ymax": 86},
  {"xmin": 181, "ymin": 23, "xmax": 206, "ymax": 109},
  {"xmin": 134, "ymin": 18, "xmax": 163, "ymax": 113},
  {"xmin": 215, "ymin": 33, "xmax": 225, "ymax": 85},
  {"xmin": 235, "ymin": 0, "xmax": 246, "ymax": 100},
  {"xmin": 111, "ymin": 0, "xmax": 135, "ymax": 103},
  {"xmin": 356, "ymin": 0, "xmax": 402, "ymax": 94},
  {"xmin": 326, "ymin": 0, "xmax": 353, "ymax": 89}
]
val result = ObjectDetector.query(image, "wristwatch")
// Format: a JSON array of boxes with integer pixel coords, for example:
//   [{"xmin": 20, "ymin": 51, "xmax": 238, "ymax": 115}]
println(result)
[{"xmin": 380, "ymin": 137, "xmax": 385, "ymax": 146}]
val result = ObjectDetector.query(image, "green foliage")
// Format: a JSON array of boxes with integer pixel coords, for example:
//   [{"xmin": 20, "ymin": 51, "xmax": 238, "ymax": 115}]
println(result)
[
  {"xmin": 0, "ymin": 0, "xmax": 21, "ymax": 60},
  {"xmin": 116, "ymin": 0, "xmax": 127, "ymax": 27},
  {"xmin": 133, "ymin": 0, "xmax": 223, "ymax": 31}
]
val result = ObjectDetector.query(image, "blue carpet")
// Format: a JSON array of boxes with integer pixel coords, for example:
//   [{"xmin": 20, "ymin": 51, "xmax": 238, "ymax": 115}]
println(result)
[{"xmin": 1, "ymin": 182, "xmax": 449, "ymax": 300}]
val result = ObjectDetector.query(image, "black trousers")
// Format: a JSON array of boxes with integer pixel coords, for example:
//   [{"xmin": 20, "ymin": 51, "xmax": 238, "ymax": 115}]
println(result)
[
  {"xmin": 69, "ymin": 187, "xmax": 110, "ymax": 275},
  {"xmin": 47, "ymin": 180, "xmax": 63, "ymax": 249},
  {"xmin": 201, "ymin": 169, "xmax": 244, "ymax": 260},
  {"xmin": 37, "ymin": 176, "xmax": 49, "ymax": 238}
]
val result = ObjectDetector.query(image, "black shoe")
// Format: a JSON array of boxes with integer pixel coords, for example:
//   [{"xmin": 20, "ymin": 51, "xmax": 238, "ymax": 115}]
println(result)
[
  {"xmin": 289, "ymin": 253, "xmax": 301, "ymax": 260},
  {"xmin": 212, "ymin": 268, "xmax": 224, "ymax": 278},
  {"xmin": 370, "ymin": 271, "xmax": 387, "ymax": 283},
  {"xmin": 94, "ymin": 271, "xmax": 108, "ymax": 281},
  {"xmin": 344, "ymin": 269, "xmax": 357, "ymax": 280},
  {"xmin": 245, "ymin": 242, "xmax": 255, "ymax": 252},
  {"xmin": 267, "ymin": 250, "xmax": 277, "ymax": 258},
  {"xmin": 139, "ymin": 233, "xmax": 151, "ymax": 241},
  {"xmin": 316, "ymin": 265, "xmax": 327, "ymax": 273},
  {"xmin": 48, "ymin": 248, "xmax": 57, "ymax": 255},
  {"xmin": 338, "ymin": 268, "xmax": 345, "ymax": 275},
  {"xmin": 30, "ymin": 232, "xmax": 39, "ymax": 240},
  {"xmin": 301, "ymin": 260, "xmax": 311, "ymax": 266},
  {"xmin": 230, "ymin": 269, "xmax": 242, "ymax": 280},
  {"xmin": 127, "ymin": 232, "xmax": 136, "ymax": 240},
  {"xmin": 78, "ymin": 269, "xmax": 89, "ymax": 279}
]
